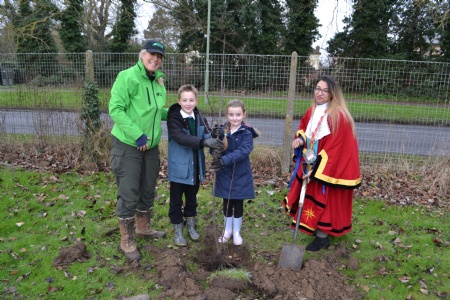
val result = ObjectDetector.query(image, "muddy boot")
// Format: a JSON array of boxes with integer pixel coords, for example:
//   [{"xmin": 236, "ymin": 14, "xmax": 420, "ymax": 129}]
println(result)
[
  {"xmin": 218, "ymin": 217, "xmax": 233, "ymax": 243},
  {"xmin": 135, "ymin": 209, "xmax": 166, "ymax": 239},
  {"xmin": 233, "ymin": 217, "xmax": 243, "ymax": 245},
  {"xmin": 186, "ymin": 217, "xmax": 200, "ymax": 241},
  {"xmin": 118, "ymin": 217, "xmax": 141, "ymax": 260},
  {"xmin": 173, "ymin": 223, "xmax": 187, "ymax": 246}
]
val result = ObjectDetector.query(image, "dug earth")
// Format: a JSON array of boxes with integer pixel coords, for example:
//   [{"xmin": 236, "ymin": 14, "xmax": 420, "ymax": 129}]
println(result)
[{"xmin": 55, "ymin": 224, "xmax": 363, "ymax": 299}]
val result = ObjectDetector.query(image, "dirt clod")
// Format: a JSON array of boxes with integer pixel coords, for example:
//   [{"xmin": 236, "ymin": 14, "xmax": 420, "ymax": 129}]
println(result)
[{"xmin": 53, "ymin": 242, "xmax": 90, "ymax": 266}]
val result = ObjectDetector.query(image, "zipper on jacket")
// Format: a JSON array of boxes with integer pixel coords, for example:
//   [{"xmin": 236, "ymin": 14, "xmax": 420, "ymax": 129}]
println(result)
[{"xmin": 146, "ymin": 83, "xmax": 159, "ymax": 147}]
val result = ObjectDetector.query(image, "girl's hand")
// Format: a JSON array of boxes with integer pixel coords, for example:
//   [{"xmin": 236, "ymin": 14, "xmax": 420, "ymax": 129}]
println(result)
[{"xmin": 292, "ymin": 137, "xmax": 304, "ymax": 148}]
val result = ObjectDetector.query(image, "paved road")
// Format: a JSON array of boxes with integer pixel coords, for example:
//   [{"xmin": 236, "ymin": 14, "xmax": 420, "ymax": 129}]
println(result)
[{"xmin": 1, "ymin": 109, "xmax": 449, "ymax": 156}]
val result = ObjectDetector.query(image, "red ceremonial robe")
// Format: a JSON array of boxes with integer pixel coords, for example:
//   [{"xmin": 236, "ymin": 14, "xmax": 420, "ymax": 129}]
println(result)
[{"xmin": 283, "ymin": 107, "xmax": 361, "ymax": 237}]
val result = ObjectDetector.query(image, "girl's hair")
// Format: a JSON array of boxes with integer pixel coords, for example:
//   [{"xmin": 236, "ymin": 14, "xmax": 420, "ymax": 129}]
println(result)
[
  {"xmin": 312, "ymin": 75, "xmax": 356, "ymax": 136},
  {"xmin": 224, "ymin": 99, "xmax": 246, "ymax": 134},
  {"xmin": 139, "ymin": 49, "xmax": 164, "ymax": 86},
  {"xmin": 226, "ymin": 99, "xmax": 246, "ymax": 113},
  {"xmin": 177, "ymin": 84, "xmax": 198, "ymax": 99}
]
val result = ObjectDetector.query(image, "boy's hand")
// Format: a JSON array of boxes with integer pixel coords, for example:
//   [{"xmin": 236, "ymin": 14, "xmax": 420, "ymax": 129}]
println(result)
[{"xmin": 204, "ymin": 138, "xmax": 223, "ymax": 149}]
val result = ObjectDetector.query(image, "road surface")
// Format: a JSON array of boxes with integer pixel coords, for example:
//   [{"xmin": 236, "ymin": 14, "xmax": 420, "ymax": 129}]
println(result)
[{"xmin": 1, "ymin": 109, "xmax": 449, "ymax": 156}]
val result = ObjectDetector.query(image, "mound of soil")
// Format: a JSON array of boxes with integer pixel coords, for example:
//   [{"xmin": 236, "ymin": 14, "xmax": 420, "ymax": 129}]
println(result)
[
  {"xmin": 143, "ymin": 224, "xmax": 362, "ymax": 299},
  {"xmin": 53, "ymin": 242, "xmax": 91, "ymax": 266}
]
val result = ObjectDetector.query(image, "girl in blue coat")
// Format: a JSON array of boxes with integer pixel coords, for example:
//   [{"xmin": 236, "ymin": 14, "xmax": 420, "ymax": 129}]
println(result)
[{"xmin": 211, "ymin": 99, "xmax": 259, "ymax": 245}]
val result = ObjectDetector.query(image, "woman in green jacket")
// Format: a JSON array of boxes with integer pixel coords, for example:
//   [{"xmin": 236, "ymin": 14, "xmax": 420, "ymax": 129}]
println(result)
[{"xmin": 109, "ymin": 40, "xmax": 168, "ymax": 260}]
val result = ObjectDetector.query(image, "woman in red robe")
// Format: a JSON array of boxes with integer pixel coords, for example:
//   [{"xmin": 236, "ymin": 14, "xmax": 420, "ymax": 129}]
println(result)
[{"xmin": 283, "ymin": 75, "xmax": 361, "ymax": 252}]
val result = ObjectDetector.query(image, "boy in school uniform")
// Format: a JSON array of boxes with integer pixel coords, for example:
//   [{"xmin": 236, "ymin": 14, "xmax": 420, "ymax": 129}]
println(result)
[{"xmin": 167, "ymin": 84, "xmax": 223, "ymax": 246}]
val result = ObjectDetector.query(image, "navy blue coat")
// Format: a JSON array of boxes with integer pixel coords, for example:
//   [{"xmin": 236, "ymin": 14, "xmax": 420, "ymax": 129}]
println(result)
[
  {"xmin": 214, "ymin": 123, "xmax": 258, "ymax": 200},
  {"xmin": 167, "ymin": 104, "xmax": 211, "ymax": 185}
]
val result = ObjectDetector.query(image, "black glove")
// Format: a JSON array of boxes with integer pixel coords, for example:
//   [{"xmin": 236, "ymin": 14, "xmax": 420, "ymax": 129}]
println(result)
[
  {"xmin": 211, "ymin": 158, "xmax": 224, "ymax": 172},
  {"xmin": 204, "ymin": 138, "xmax": 223, "ymax": 149},
  {"xmin": 211, "ymin": 124, "xmax": 224, "ymax": 139}
]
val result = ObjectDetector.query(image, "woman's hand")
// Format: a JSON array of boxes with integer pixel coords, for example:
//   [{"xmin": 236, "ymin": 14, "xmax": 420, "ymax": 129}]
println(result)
[
  {"xmin": 137, "ymin": 144, "xmax": 148, "ymax": 152},
  {"xmin": 292, "ymin": 137, "xmax": 304, "ymax": 148},
  {"xmin": 302, "ymin": 169, "xmax": 313, "ymax": 183}
]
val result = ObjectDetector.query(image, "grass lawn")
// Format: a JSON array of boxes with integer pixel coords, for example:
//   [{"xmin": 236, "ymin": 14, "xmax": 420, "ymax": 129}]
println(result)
[{"xmin": 0, "ymin": 166, "xmax": 449, "ymax": 299}]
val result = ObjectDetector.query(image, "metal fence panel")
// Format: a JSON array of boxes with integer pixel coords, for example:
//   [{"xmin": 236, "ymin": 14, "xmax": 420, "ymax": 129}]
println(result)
[{"xmin": 1, "ymin": 52, "xmax": 449, "ymax": 167}]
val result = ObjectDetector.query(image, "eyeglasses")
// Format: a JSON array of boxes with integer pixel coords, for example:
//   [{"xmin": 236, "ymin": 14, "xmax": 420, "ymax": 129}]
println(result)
[{"xmin": 314, "ymin": 87, "xmax": 330, "ymax": 95}]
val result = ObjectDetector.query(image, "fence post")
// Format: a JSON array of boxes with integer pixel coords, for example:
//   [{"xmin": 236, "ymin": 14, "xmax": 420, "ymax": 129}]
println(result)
[
  {"xmin": 281, "ymin": 52, "xmax": 298, "ymax": 175},
  {"xmin": 85, "ymin": 50, "xmax": 94, "ymax": 81}
]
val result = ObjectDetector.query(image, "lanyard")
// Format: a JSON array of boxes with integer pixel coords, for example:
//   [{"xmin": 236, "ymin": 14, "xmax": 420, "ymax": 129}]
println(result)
[{"xmin": 309, "ymin": 112, "xmax": 326, "ymax": 149}]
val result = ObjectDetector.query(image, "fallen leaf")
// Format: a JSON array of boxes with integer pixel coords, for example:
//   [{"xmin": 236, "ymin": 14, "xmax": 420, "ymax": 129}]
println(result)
[
  {"xmin": 433, "ymin": 238, "xmax": 444, "ymax": 246},
  {"xmin": 419, "ymin": 279, "xmax": 428, "ymax": 289},
  {"xmin": 420, "ymin": 288, "xmax": 429, "ymax": 295},
  {"xmin": 399, "ymin": 276, "xmax": 410, "ymax": 283},
  {"xmin": 377, "ymin": 266, "xmax": 386, "ymax": 275},
  {"xmin": 58, "ymin": 194, "xmax": 69, "ymax": 200},
  {"xmin": 49, "ymin": 176, "xmax": 59, "ymax": 182},
  {"xmin": 76, "ymin": 210, "xmax": 86, "ymax": 217}
]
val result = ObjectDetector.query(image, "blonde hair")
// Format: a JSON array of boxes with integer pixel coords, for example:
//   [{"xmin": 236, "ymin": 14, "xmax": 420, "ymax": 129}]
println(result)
[
  {"xmin": 224, "ymin": 99, "xmax": 246, "ymax": 134},
  {"xmin": 139, "ymin": 49, "xmax": 164, "ymax": 86},
  {"xmin": 311, "ymin": 76, "xmax": 356, "ymax": 136},
  {"xmin": 177, "ymin": 84, "xmax": 198, "ymax": 99}
]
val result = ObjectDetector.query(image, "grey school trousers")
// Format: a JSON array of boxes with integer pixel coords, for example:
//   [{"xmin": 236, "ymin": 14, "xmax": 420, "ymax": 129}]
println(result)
[{"xmin": 110, "ymin": 136, "xmax": 160, "ymax": 218}]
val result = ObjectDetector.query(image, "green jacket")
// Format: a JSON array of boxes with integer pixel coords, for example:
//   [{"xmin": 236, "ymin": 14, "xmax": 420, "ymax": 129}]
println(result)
[{"xmin": 109, "ymin": 60, "xmax": 168, "ymax": 148}]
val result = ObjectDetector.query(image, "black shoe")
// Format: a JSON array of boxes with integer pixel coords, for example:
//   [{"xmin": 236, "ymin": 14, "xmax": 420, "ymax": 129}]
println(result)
[{"xmin": 306, "ymin": 236, "xmax": 330, "ymax": 252}]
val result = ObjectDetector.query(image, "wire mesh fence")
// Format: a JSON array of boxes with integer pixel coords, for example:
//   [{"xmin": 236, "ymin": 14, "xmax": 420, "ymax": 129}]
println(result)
[{"xmin": 0, "ymin": 52, "xmax": 449, "ymax": 167}]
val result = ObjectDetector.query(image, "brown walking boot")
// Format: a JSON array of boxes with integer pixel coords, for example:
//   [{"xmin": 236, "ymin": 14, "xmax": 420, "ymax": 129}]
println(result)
[
  {"xmin": 135, "ymin": 209, "xmax": 166, "ymax": 239},
  {"xmin": 118, "ymin": 217, "xmax": 141, "ymax": 260}
]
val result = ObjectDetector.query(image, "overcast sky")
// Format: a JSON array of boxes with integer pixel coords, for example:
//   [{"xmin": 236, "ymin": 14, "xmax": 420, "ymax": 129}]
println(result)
[
  {"xmin": 135, "ymin": 0, "xmax": 353, "ymax": 56},
  {"xmin": 313, "ymin": 0, "xmax": 352, "ymax": 53}
]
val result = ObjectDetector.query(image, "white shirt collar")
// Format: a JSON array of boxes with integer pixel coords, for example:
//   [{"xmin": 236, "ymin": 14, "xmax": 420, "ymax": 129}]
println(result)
[{"xmin": 180, "ymin": 109, "xmax": 195, "ymax": 119}]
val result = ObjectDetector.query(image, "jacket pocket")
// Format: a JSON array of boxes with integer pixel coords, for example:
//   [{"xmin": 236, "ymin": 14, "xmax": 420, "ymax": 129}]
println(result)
[{"xmin": 169, "ymin": 160, "xmax": 190, "ymax": 179}]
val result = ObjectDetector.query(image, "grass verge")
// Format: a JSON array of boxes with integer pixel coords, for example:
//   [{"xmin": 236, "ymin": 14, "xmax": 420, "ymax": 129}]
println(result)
[
  {"xmin": 1, "ymin": 89, "xmax": 449, "ymax": 125},
  {"xmin": 0, "ymin": 165, "xmax": 449, "ymax": 299}
]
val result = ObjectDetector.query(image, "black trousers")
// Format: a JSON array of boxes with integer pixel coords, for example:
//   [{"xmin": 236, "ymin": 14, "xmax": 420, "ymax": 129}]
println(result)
[
  {"xmin": 169, "ymin": 181, "xmax": 199, "ymax": 224},
  {"xmin": 222, "ymin": 199, "xmax": 244, "ymax": 218}
]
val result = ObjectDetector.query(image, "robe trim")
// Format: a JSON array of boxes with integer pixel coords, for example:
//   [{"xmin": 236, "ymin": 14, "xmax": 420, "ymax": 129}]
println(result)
[{"xmin": 313, "ymin": 151, "xmax": 361, "ymax": 189}]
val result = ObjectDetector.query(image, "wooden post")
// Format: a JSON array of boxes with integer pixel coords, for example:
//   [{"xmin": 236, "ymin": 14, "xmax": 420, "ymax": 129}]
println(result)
[
  {"xmin": 85, "ymin": 50, "xmax": 94, "ymax": 82},
  {"xmin": 281, "ymin": 52, "xmax": 298, "ymax": 175}
]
